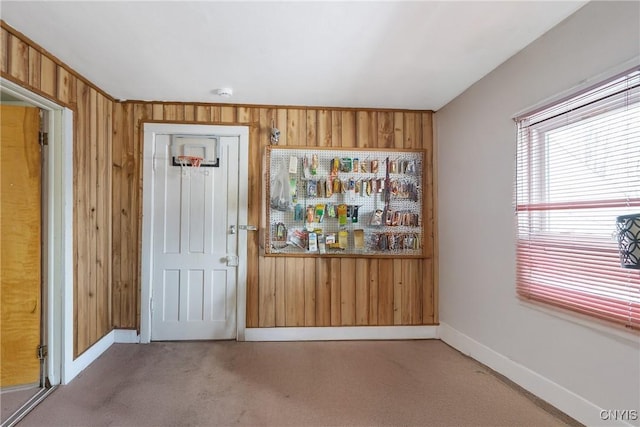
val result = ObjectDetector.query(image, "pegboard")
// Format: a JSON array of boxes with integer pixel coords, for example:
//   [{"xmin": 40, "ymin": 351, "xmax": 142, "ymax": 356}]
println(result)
[{"xmin": 264, "ymin": 146, "xmax": 426, "ymax": 257}]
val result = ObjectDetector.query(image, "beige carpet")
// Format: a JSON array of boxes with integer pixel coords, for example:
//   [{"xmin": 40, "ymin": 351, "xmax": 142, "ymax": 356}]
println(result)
[
  {"xmin": 18, "ymin": 340, "xmax": 580, "ymax": 427},
  {"xmin": 1, "ymin": 385, "xmax": 41, "ymax": 423}
]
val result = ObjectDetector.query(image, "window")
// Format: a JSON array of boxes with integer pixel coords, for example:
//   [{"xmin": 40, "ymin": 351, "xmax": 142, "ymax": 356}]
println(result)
[{"xmin": 515, "ymin": 67, "xmax": 640, "ymax": 330}]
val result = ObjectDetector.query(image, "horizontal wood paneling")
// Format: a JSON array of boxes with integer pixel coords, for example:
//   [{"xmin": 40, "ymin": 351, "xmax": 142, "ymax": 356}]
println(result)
[
  {"xmin": 113, "ymin": 102, "xmax": 436, "ymax": 330},
  {"xmin": 1, "ymin": 22, "xmax": 113, "ymax": 357}
]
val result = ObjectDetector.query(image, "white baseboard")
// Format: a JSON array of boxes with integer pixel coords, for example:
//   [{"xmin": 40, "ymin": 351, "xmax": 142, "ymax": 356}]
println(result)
[
  {"xmin": 62, "ymin": 329, "xmax": 141, "ymax": 384},
  {"xmin": 114, "ymin": 329, "xmax": 141, "ymax": 343},
  {"xmin": 63, "ymin": 330, "xmax": 114, "ymax": 384},
  {"xmin": 438, "ymin": 322, "xmax": 632, "ymax": 427},
  {"xmin": 62, "ymin": 327, "xmax": 436, "ymax": 383},
  {"xmin": 244, "ymin": 325, "xmax": 439, "ymax": 341}
]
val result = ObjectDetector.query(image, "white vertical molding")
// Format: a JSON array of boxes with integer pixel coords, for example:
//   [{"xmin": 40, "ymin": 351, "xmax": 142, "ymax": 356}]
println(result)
[
  {"xmin": 235, "ymin": 127, "xmax": 249, "ymax": 341},
  {"xmin": 61, "ymin": 108, "xmax": 76, "ymax": 384},
  {"xmin": 41, "ymin": 103, "xmax": 72, "ymax": 387},
  {"xmin": 140, "ymin": 126, "xmax": 155, "ymax": 343}
]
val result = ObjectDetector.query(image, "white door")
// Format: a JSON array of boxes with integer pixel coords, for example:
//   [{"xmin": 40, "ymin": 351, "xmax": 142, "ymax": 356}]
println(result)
[{"xmin": 150, "ymin": 134, "xmax": 239, "ymax": 341}]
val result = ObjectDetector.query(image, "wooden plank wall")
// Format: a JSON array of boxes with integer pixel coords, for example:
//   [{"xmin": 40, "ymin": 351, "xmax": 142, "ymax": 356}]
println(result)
[
  {"xmin": 1, "ymin": 22, "xmax": 113, "ymax": 357},
  {"xmin": 113, "ymin": 103, "xmax": 436, "ymax": 329},
  {"xmin": 2, "ymin": 19, "xmax": 436, "ymax": 341}
]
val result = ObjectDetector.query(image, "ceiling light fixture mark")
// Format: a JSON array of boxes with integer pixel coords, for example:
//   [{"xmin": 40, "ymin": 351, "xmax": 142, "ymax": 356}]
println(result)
[{"xmin": 215, "ymin": 88, "xmax": 233, "ymax": 97}]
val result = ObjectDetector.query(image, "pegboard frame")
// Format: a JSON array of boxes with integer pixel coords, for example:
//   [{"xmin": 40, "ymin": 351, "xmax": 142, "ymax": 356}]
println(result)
[{"xmin": 263, "ymin": 146, "xmax": 427, "ymax": 258}]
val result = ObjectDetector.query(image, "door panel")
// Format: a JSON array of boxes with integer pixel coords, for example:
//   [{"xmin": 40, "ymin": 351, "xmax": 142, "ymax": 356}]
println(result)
[
  {"xmin": 0, "ymin": 105, "xmax": 41, "ymax": 387},
  {"xmin": 151, "ymin": 134, "xmax": 238, "ymax": 340}
]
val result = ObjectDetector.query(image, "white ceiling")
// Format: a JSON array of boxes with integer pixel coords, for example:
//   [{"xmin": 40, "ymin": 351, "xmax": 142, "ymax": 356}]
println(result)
[{"xmin": 0, "ymin": 1, "xmax": 588, "ymax": 110}]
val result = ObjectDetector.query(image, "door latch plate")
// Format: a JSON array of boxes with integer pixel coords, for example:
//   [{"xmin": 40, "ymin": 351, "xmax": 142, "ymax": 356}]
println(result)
[
  {"xmin": 238, "ymin": 225, "xmax": 258, "ymax": 231},
  {"xmin": 226, "ymin": 255, "xmax": 239, "ymax": 266}
]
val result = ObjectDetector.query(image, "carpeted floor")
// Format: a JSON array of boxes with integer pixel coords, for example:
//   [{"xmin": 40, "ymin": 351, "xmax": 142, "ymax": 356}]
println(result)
[
  {"xmin": 17, "ymin": 340, "xmax": 581, "ymax": 427},
  {"xmin": 1, "ymin": 385, "xmax": 41, "ymax": 423}
]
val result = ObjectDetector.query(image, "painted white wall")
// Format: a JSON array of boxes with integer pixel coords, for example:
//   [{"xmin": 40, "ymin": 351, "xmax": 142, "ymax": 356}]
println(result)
[{"xmin": 436, "ymin": 1, "xmax": 640, "ymax": 425}]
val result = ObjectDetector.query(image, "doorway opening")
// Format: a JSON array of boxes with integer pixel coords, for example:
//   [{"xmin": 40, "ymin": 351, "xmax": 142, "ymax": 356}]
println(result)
[
  {"xmin": 1, "ymin": 78, "xmax": 73, "ymax": 426},
  {"xmin": 140, "ymin": 123, "xmax": 250, "ymax": 344}
]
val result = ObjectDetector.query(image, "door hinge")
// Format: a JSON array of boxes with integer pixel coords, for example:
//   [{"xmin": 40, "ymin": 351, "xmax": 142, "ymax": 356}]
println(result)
[
  {"xmin": 37, "ymin": 344, "xmax": 48, "ymax": 360},
  {"xmin": 39, "ymin": 131, "xmax": 49, "ymax": 146}
]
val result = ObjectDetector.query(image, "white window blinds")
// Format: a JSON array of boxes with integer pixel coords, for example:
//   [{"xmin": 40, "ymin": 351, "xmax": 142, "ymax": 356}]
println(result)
[{"xmin": 515, "ymin": 67, "xmax": 640, "ymax": 330}]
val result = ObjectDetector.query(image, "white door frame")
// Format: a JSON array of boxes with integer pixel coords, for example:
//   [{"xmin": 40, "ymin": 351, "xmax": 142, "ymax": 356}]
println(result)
[
  {"xmin": 141, "ymin": 123, "xmax": 249, "ymax": 343},
  {"xmin": 1, "ymin": 78, "xmax": 74, "ymax": 385}
]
